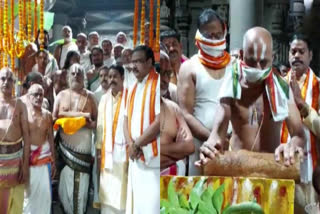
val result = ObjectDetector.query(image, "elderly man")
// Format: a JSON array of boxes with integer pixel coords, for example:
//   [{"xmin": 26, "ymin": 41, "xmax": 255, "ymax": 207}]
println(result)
[
  {"xmin": 160, "ymin": 29, "xmax": 188, "ymax": 84},
  {"xmin": 102, "ymin": 39, "xmax": 115, "ymax": 67},
  {"xmin": 54, "ymin": 26, "xmax": 78, "ymax": 69},
  {"xmin": 116, "ymin": 32, "xmax": 128, "ymax": 47},
  {"xmin": 88, "ymin": 31, "xmax": 100, "ymax": 50},
  {"xmin": 114, "ymin": 44, "xmax": 125, "ymax": 62},
  {"xmin": 21, "ymin": 71, "xmax": 50, "ymax": 110},
  {"xmin": 198, "ymin": 27, "xmax": 305, "ymax": 172},
  {"xmin": 0, "ymin": 67, "xmax": 30, "ymax": 214},
  {"xmin": 280, "ymin": 34, "xmax": 320, "ymax": 212},
  {"xmin": 96, "ymin": 64, "xmax": 128, "ymax": 214},
  {"xmin": 76, "ymin": 33, "xmax": 92, "ymax": 73},
  {"xmin": 53, "ymin": 63, "xmax": 97, "ymax": 214},
  {"xmin": 124, "ymin": 45, "xmax": 160, "ymax": 214},
  {"xmin": 178, "ymin": 9, "xmax": 231, "ymax": 175},
  {"xmin": 22, "ymin": 84, "xmax": 55, "ymax": 214},
  {"xmin": 87, "ymin": 46, "xmax": 104, "ymax": 92}
]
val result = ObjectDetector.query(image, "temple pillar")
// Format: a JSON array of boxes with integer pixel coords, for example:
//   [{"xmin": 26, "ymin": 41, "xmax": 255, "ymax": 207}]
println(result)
[
  {"xmin": 175, "ymin": 0, "xmax": 190, "ymax": 56},
  {"xmin": 229, "ymin": 0, "xmax": 264, "ymax": 50}
]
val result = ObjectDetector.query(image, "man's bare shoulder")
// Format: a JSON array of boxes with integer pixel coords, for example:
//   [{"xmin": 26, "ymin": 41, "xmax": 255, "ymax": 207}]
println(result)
[
  {"xmin": 179, "ymin": 55, "xmax": 197, "ymax": 75},
  {"xmin": 85, "ymin": 89, "xmax": 97, "ymax": 103},
  {"xmin": 164, "ymin": 98, "xmax": 181, "ymax": 114},
  {"xmin": 42, "ymin": 108, "xmax": 52, "ymax": 118}
]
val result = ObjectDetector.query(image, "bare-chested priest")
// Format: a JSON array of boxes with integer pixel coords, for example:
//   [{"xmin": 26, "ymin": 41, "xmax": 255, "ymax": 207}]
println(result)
[
  {"xmin": 160, "ymin": 50, "xmax": 194, "ymax": 175},
  {"xmin": 0, "ymin": 67, "xmax": 30, "ymax": 214},
  {"xmin": 23, "ymin": 84, "xmax": 55, "ymax": 214},
  {"xmin": 197, "ymin": 27, "xmax": 305, "ymax": 168},
  {"xmin": 53, "ymin": 63, "xmax": 97, "ymax": 214},
  {"xmin": 178, "ymin": 9, "xmax": 231, "ymax": 175}
]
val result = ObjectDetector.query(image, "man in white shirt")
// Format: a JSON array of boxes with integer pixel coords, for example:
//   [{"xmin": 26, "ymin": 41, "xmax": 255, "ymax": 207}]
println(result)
[
  {"xmin": 76, "ymin": 33, "xmax": 92, "ymax": 73},
  {"xmin": 53, "ymin": 26, "xmax": 78, "ymax": 69},
  {"xmin": 102, "ymin": 39, "xmax": 115, "ymax": 67}
]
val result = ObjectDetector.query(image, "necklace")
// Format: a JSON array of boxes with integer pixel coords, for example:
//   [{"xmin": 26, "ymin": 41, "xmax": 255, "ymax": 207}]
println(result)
[{"xmin": 69, "ymin": 89, "xmax": 88, "ymax": 112}]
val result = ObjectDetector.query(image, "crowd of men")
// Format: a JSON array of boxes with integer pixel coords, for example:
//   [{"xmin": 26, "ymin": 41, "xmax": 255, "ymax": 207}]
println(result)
[
  {"xmin": 1, "ymin": 6, "xmax": 320, "ymax": 214},
  {"xmin": 0, "ymin": 23, "xmax": 159, "ymax": 214},
  {"xmin": 159, "ymin": 8, "xmax": 320, "ymax": 214}
]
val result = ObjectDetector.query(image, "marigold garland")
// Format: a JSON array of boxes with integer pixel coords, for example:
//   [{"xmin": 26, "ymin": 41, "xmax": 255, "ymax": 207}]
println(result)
[
  {"xmin": 10, "ymin": 0, "xmax": 15, "ymax": 72},
  {"xmin": 149, "ymin": 0, "xmax": 154, "ymax": 49},
  {"xmin": 27, "ymin": 0, "xmax": 32, "ymax": 42},
  {"xmin": 155, "ymin": 0, "xmax": 160, "ymax": 51},
  {"xmin": 133, "ymin": 0, "xmax": 139, "ymax": 47},
  {"xmin": 140, "ymin": 0, "xmax": 145, "ymax": 45},
  {"xmin": 16, "ymin": 0, "xmax": 25, "ymax": 58},
  {"xmin": 33, "ymin": 0, "xmax": 37, "ymax": 41},
  {"xmin": 0, "ymin": 0, "xmax": 3, "ymax": 68},
  {"xmin": 39, "ymin": 0, "xmax": 44, "ymax": 50},
  {"xmin": 3, "ymin": 0, "xmax": 8, "ymax": 66}
]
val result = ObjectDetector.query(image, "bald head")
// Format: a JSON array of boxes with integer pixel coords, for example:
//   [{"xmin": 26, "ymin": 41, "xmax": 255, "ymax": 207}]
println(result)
[
  {"xmin": 0, "ymin": 67, "xmax": 13, "ymax": 76},
  {"xmin": 243, "ymin": 27, "xmax": 273, "ymax": 69},
  {"xmin": 0, "ymin": 67, "xmax": 14, "ymax": 96},
  {"xmin": 28, "ymin": 83, "xmax": 44, "ymax": 94}
]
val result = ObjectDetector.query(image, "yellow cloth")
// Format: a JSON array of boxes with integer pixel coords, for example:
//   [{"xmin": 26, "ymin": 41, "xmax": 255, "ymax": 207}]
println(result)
[
  {"xmin": 0, "ymin": 184, "xmax": 24, "ymax": 214},
  {"xmin": 53, "ymin": 117, "xmax": 86, "ymax": 135},
  {"xmin": 303, "ymin": 107, "xmax": 320, "ymax": 138},
  {"xmin": 160, "ymin": 176, "xmax": 295, "ymax": 214}
]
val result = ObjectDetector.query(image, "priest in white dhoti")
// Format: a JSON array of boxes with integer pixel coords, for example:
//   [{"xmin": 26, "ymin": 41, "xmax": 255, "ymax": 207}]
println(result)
[
  {"xmin": 96, "ymin": 64, "xmax": 128, "ymax": 214},
  {"xmin": 124, "ymin": 45, "xmax": 160, "ymax": 214},
  {"xmin": 53, "ymin": 63, "xmax": 98, "ymax": 214},
  {"xmin": 23, "ymin": 84, "xmax": 55, "ymax": 214}
]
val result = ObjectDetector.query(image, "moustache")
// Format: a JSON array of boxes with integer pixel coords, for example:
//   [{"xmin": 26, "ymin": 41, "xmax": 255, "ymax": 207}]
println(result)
[
  {"xmin": 292, "ymin": 60, "xmax": 303, "ymax": 65},
  {"xmin": 169, "ymin": 50, "xmax": 178, "ymax": 55},
  {"xmin": 110, "ymin": 81, "xmax": 117, "ymax": 86}
]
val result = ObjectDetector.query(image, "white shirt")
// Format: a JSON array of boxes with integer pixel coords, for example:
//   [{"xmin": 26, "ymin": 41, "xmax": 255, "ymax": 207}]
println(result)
[
  {"xmin": 80, "ymin": 50, "xmax": 92, "ymax": 73},
  {"xmin": 59, "ymin": 42, "xmax": 78, "ymax": 68},
  {"xmin": 103, "ymin": 57, "xmax": 115, "ymax": 68}
]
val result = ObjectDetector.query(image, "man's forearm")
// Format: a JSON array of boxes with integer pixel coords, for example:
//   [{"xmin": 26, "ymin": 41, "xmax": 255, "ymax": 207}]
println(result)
[
  {"xmin": 161, "ymin": 154, "xmax": 177, "ymax": 170},
  {"xmin": 135, "ymin": 116, "xmax": 160, "ymax": 147},
  {"xmin": 123, "ymin": 117, "xmax": 132, "ymax": 144},
  {"xmin": 161, "ymin": 142, "xmax": 194, "ymax": 161},
  {"xmin": 185, "ymin": 113, "xmax": 210, "ymax": 141}
]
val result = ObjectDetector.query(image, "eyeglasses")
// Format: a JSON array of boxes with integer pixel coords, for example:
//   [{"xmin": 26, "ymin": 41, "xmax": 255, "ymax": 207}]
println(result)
[
  {"xmin": 30, "ymin": 92, "xmax": 44, "ymax": 98},
  {"xmin": 131, "ymin": 59, "xmax": 146, "ymax": 65}
]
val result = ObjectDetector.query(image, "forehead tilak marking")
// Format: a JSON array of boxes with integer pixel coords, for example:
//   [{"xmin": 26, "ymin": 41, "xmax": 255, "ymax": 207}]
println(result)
[{"xmin": 259, "ymin": 38, "xmax": 267, "ymax": 61}]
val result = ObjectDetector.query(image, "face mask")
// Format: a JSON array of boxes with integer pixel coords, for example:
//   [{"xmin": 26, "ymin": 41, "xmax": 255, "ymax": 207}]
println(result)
[
  {"xmin": 242, "ymin": 65, "xmax": 272, "ymax": 83},
  {"xmin": 195, "ymin": 30, "xmax": 226, "ymax": 57}
]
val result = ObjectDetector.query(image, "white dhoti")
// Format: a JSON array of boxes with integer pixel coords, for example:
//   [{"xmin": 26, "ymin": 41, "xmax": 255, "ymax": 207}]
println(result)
[
  {"xmin": 58, "ymin": 128, "xmax": 92, "ymax": 214},
  {"xmin": 126, "ymin": 160, "xmax": 160, "ymax": 214},
  {"xmin": 59, "ymin": 165, "xmax": 90, "ymax": 214},
  {"xmin": 23, "ymin": 142, "xmax": 53, "ymax": 214}
]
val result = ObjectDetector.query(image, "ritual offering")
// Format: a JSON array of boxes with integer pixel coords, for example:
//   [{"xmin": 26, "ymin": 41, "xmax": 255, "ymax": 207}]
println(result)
[{"xmin": 203, "ymin": 150, "xmax": 300, "ymax": 182}]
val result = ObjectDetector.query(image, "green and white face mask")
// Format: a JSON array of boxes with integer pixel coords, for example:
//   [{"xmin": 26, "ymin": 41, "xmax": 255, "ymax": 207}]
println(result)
[{"xmin": 242, "ymin": 65, "xmax": 272, "ymax": 83}]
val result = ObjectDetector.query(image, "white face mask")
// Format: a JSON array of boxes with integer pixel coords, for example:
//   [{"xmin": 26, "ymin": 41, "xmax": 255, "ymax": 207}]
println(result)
[
  {"xmin": 242, "ymin": 65, "xmax": 272, "ymax": 83},
  {"xmin": 195, "ymin": 30, "xmax": 226, "ymax": 58}
]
